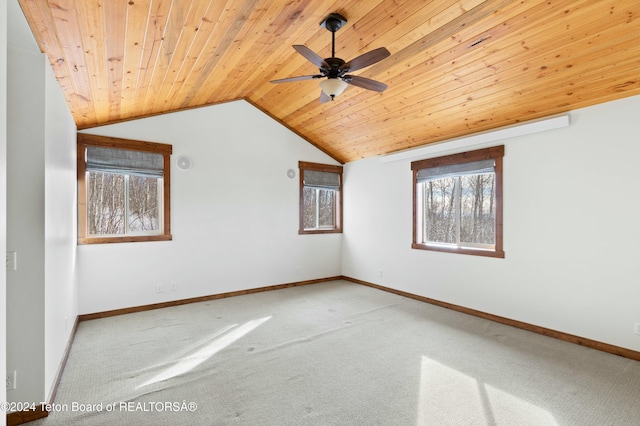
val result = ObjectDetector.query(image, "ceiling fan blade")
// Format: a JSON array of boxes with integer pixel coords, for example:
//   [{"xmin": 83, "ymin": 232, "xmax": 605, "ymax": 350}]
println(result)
[
  {"xmin": 293, "ymin": 45, "xmax": 329, "ymax": 69},
  {"xmin": 340, "ymin": 47, "xmax": 390, "ymax": 73},
  {"xmin": 320, "ymin": 90, "xmax": 332, "ymax": 103},
  {"xmin": 270, "ymin": 74, "xmax": 323, "ymax": 84},
  {"xmin": 344, "ymin": 75, "xmax": 388, "ymax": 92}
]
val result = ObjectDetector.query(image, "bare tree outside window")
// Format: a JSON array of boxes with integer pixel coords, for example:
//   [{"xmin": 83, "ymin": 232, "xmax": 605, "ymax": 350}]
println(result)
[
  {"xmin": 88, "ymin": 172, "xmax": 125, "ymax": 235},
  {"xmin": 421, "ymin": 174, "xmax": 495, "ymax": 246},
  {"xmin": 460, "ymin": 173, "xmax": 495, "ymax": 245},
  {"xmin": 87, "ymin": 173, "xmax": 160, "ymax": 235},
  {"xmin": 318, "ymin": 190, "xmax": 335, "ymax": 228},
  {"xmin": 128, "ymin": 176, "xmax": 160, "ymax": 232},
  {"xmin": 424, "ymin": 177, "xmax": 456, "ymax": 244},
  {"xmin": 303, "ymin": 187, "xmax": 335, "ymax": 230},
  {"xmin": 303, "ymin": 186, "xmax": 317, "ymax": 230}
]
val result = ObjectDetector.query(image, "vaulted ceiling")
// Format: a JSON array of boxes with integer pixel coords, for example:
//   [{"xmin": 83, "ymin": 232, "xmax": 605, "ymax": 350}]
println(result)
[{"xmin": 18, "ymin": 0, "xmax": 640, "ymax": 163}]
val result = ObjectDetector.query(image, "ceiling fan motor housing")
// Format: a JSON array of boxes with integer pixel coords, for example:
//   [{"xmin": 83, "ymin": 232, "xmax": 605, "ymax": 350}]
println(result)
[
  {"xmin": 320, "ymin": 13, "xmax": 347, "ymax": 33},
  {"xmin": 324, "ymin": 57, "xmax": 346, "ymax": 78}
]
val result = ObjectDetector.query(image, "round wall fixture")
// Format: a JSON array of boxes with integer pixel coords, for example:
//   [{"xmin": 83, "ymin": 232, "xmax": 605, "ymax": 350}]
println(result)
[
  {"xmin": 176, "ymin": 155, "xmax": 193, "ymax": 171},
  {"xmin": 286, "ymin": 169, "xmax": 296, "ymax": 179}
]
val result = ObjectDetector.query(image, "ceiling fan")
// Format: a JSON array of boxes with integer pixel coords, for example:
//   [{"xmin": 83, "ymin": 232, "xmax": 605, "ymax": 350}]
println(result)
[{"xmin": 270, "ymin": 13, "xmax": 390, "ymax": 103}]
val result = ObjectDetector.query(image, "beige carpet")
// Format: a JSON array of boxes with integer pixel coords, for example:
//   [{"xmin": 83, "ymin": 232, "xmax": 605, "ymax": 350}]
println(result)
[{"xmin": 31, "ymin": 280, "xmax": 640, "ymax": 425}]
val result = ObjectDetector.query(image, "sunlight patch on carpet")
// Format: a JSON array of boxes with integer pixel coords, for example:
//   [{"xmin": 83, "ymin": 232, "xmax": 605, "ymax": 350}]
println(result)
[
  {"xmin": 137, "ymin": 316, "xmax": 272, "ymax": 388},
  {"xmin": 417, "ymin": 356, "xmax": 558, "ymax": 425}
]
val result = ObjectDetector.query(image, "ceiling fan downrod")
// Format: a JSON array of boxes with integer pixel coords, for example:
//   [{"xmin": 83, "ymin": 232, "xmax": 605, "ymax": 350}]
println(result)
[{"xmin": 320, "ymin": 13, "xmax": 347, "ymax": 59}]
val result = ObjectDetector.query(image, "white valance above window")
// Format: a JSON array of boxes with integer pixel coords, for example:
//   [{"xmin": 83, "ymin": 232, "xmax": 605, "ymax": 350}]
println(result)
[
  {"xmin": 303, "ymin": 170, "xmax": 341, "ymax": 190},
  {"xmin": 86, "ymin": 146, "xmax": 164, "ymax": 178},
  {"xmin": 416, "ymin": 159, "xmax": 495, "ymax": 182}
]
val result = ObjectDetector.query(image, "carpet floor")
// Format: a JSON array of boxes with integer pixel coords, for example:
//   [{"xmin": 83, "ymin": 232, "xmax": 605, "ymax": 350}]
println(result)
[{"xmin": 30, "ymin": 280, "xmax": 640, "ymax": 425}]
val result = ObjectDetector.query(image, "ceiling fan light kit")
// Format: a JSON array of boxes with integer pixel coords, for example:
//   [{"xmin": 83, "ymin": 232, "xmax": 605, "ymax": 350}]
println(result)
[
  {"xmin": 270, "ymin": 12, "xmax": 390, "ymax": 102},
  {"xmin": 319, "ymin": 79, "xmax": 348, "ymax": 98}
]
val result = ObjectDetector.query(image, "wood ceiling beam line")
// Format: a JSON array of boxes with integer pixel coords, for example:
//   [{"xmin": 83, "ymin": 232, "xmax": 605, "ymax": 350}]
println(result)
[
  {"xmin": 18, "ymin": 0, "xmax": 87, "ymax": 119},
  {"xmin": 215, "ymin": 0, "xmax": 337, "ymax": 100},
  {"xmin": 177, "ymin": 0, "xmax": 262, "ymax": 109},
  {"xmin": 139, "ymin": 0, "xmax": 178, "ymax": 117},
  {"xmin": 120, "ymin": 0, "xmax": 152, "ymax": 120},
  {"xmin": 347, "ymin": 63, "xmax": 640, "ymax": 152},
  {"xmin": 337, "ymin": 27, "xmax": 640, "ymax": 138},
  {"xmin": 48, "ymin": 0, "xmax": 95, "ymax": 121},
  {"xmin": 364, "ymin": 0, "xmax": 517, "ymax": 77},
  {"xmin": 289, "ymin": 0, "xmax": 619, "ymax": 133},
  {"xmin": 164, "ymin": 0, "xmax": 226, "ymax": 111}
]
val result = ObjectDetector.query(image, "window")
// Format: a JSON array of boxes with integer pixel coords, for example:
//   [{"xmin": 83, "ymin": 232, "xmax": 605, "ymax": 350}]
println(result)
[
  {"xmin": 411, "ymin": 145, "xmax": 504, "ymax": 258},
  {"xmin": 77, "ymin": 134, "xmax": 172, "ymax": 244},
  {"xmin": 299, "ymin": 161, "xmax": 343, "ymax": 234}
]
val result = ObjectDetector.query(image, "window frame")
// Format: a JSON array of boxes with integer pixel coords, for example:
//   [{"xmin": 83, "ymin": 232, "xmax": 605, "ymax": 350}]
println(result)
[
  {"xmin": 298, "ymin": 161, "xmax": 343, "ymax": 235},
  {"xmin": 77, "ymin": 133, "xmax": 172, "ymax": 245},
  {"xmin": 411, "ymin": 145, "xmax": 504, "ymax": 258}
]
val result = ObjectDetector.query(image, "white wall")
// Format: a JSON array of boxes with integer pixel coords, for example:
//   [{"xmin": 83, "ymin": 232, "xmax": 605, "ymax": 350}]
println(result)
[
  {"xmin": 1, "ymin": 0, "xmax": 8, "ymax": 422},
  {"xmin": 78, "ymin": 101, "xmax": 342, "ymax": 314},
  {"xmin": 6, "ymin": 0, "xmax": 78, "ymax": 406},
  {"xmin": 43, "ymin": 60, "xmax": 78, "ymax": 399},
  {"xmin": 6, "ymin": 44, "xmax": 46, "ymax": 404},
  {"xmin": 342, "ymin": 95, "xmax": 640, "ymax": 351}
]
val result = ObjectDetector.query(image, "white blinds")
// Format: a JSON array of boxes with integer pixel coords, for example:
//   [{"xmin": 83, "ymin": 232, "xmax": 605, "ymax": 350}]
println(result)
[
  {"xmin": 303, "ymin": 170, "xmax": 340, "ymax": 190},
  {"xmin": 416, "ymin": 159, "xmax": 494, "ymax": 182},
  {"xmin": 86, "ymin": 146, "xmax": 164, "ymax": 178}
]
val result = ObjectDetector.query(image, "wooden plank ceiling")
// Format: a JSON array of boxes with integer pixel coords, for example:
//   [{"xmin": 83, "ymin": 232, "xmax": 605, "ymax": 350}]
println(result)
[{"xmin": 18, "ymin": 0, "xmax": 640, "ymax": 163}]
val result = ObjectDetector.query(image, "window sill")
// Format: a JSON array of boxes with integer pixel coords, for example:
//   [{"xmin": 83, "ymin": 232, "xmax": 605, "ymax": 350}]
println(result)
[
  {"xmin": 412, "ymin": 242, "xmax": 504, "ymax": 258},
  {"xmin": 299, "ymin": 229, "xmax": 342, "ymax": 235},
  {"xmin": 78, "ymin": 234, "xmax": 172, "ymax": 245}
]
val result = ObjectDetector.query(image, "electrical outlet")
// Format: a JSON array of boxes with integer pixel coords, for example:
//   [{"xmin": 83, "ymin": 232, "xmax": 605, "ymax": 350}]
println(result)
[
  {"xmin": 169, "ymin": 281, "xmax": 177, "ymax": 291},
  {"xmin": 6, "ymin": 370, "xmax": 16, "ymax": 390},
  {"xmin": 634, "ymin": 322, "xmax": 640, "ymax": 336},
  {"xmin": 155, "ymin": 283, "xmax": 164, "ymax": 293}
]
